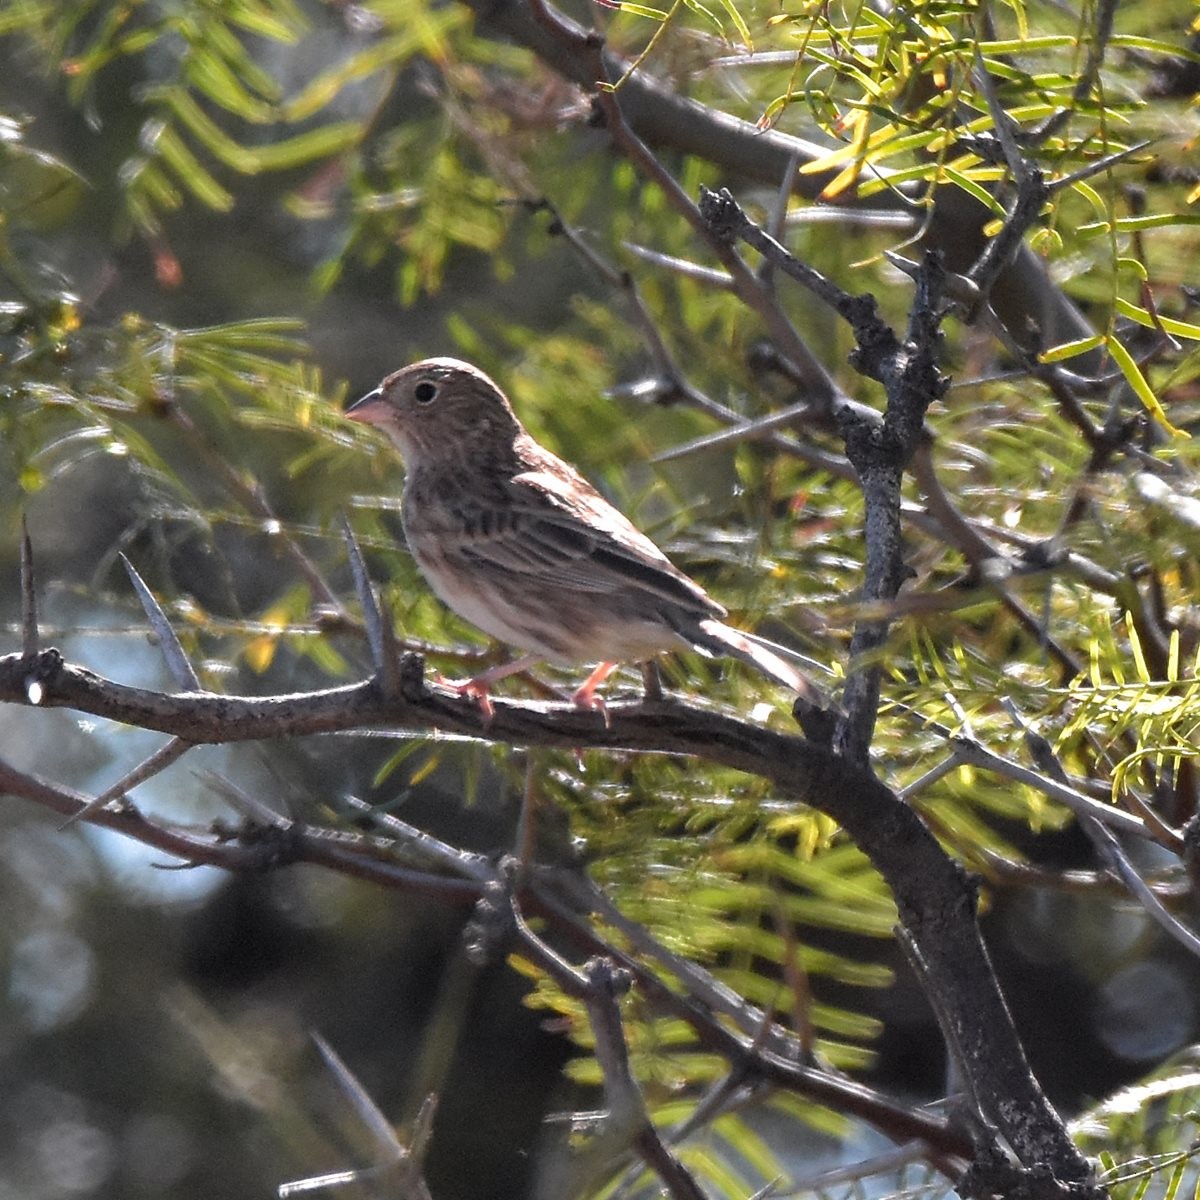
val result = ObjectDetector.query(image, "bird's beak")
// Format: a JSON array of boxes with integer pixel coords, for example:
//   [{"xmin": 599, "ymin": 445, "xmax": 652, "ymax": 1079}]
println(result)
[{"xmin": 345, "ymin": 387, "xmax": 387, "ymax": 424}]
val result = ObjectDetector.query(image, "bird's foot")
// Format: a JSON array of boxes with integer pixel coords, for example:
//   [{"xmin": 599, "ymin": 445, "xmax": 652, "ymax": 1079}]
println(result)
[
  {"xmin": 433, "ymin": 653, "xmax": 545, "ymax": 725},
  {"xmin": 434, "ymin": 672, "xmax": 496, "ymax": 724},
  {"xmin": 571, "ymin": 685, "xmax": 610, "ymax": 729},
  {"xmin": 572, "ymin": 661, "xmax": 619, "ymax": 729}
]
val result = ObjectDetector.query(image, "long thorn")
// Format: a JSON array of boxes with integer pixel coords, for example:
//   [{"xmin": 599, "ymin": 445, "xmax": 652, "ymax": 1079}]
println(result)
[
  {"xmin": 652, "ymin": 403, "xmax": 812, "ymax": 463},
  {"xmin": 198, "ymin": 769, "xmax": 290, "ymax": 828},
  {"xmin": 312, "ymin": 1032, "xmax": 406, "ymax": 1159},
  {"xmin": 1048, "ymin": 139, "xmax": 1154, "ymax": 194},
  {"xmin": 120, "ymin": 554, "xmax": 202, "ymax": 691},
  {"xmin": 377, "ymin": 586, "xmax": 401, "ymax": 697},
  {"xmin": 59, "ymin": 736, "xmax": 192, "ymax": 831},
  {"xmin": 20, "ymin": 515, "xmax": 37, "ymax": 658},
  {"xmin": 340, "ymin": 515, "xmax": 387, "ymax": 672}
]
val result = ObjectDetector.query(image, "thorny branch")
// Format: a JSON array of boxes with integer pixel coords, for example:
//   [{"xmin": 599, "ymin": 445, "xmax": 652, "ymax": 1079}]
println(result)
[
  {"xmin": 0, "ymin": 631, "xmax": 1103, "ymax": 1195},
  {"xmin": 507, "ymin": 904, "xmax": 710, "ymax": 1200},
  {"xmin": 0, "ymin": 694, "xmax": 972, "ymax": 1171},
  {"xmin": 279, "ymin": 1042, "xmax": 437, "ymax": 1199},
  {"xmin": 698, "ymin": 160, "xmax": 1200, "ymax": 982},
  {"xmin": 5, "ymin": 0, "xmax": 1180, "ymax": 1193},
  {"xmin": 699, "ymin": 186, "xmax": 950, "ymax": 763}
]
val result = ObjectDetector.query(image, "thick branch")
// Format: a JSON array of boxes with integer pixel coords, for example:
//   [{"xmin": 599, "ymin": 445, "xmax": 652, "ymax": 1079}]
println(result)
[
  {"xmin": 701, "ymin": 186, "xmax": 951, "ymax": 761},
  {"xmin": 0, "ymin": 647, "xmax": 1096, "ymax": 1189},
  {"xmin": 0, "ymin": 734, "xmax": 972, "ymax": 1160}
]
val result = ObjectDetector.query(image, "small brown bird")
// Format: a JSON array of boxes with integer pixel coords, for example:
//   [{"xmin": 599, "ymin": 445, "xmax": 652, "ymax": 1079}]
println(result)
[{"xmin": 346, "ymin": 358, "xmax": 822, "ymax": 716}]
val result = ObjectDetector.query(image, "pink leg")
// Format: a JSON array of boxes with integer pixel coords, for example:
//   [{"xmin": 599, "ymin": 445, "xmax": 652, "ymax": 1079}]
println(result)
[
  {"xmin": 436, "ymin": 654, "xmax": 543, "ymax": 723},
  {"xmin": 572, "ymin": 661, "xmax": 620, "ymax": 721}
]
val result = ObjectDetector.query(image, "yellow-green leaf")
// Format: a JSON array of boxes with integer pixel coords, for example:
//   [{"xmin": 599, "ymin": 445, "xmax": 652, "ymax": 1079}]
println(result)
[{"xmin": 1105, "ymin": 335, "xmax": 1188, "ymax": 438}]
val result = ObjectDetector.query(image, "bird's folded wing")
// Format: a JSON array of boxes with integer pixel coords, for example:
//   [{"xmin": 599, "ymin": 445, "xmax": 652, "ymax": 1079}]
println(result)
[{"xmin": 444, "ymin": 468, "xmax": 724, "ymax": 617}]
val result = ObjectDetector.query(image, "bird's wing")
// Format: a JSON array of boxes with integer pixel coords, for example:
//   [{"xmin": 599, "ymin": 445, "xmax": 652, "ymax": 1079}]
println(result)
[{"xmin": 444, "ymin": 464, "xmax": 724, "ymax": 618}]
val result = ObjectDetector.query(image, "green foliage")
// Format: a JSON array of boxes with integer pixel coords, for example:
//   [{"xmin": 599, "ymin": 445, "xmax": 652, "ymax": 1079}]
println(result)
[
  {"xmin": 2, "ymin": 0, "xmax": 467, "ymax": 253},
  {"xmin": 1077, "ymin": 1051, "xmax": 1200, "ymax": 1200},
  {"xmin": 4, "ymin": 1, "xmax": 1200, "ymax": 1195},
  {"xmin": 520, "ymin": 754, "xmax": 894, "ymax": 1090},
  {"xmin": 1060, "ymin": 618, "xmax": 1200, "ymax": 806}
]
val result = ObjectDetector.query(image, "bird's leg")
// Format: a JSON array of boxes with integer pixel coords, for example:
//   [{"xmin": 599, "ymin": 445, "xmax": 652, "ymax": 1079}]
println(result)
[
  {"xmin": 572, "ymin": 661, "xmax": 620, "ymax": 725},
  {"xmin": 435, "ymin": 654, "xmax": 543, "ymax": 723},
  {"xmin": 639, "ymin": 660, "xmax": 664, "ymax": 702}
]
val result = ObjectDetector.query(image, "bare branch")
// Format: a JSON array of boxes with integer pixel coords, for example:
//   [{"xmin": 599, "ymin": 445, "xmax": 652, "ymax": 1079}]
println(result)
[
  {"xmin": 519, "ymin": 2, "xmax": 843, "ymax": 408},
  {"xmin": 509, "ymin": 886, "xmax": 731, "ymax": 1200},
  {"xmin": 0, "ymin": 751, "xmax": 481, "ymax": 899},
  {"xmin": 0, "ymin": 643, "xmax": 1091, "ymax": 1178},
  {"xmin": 527, "ymin": 875, "xmax": 972, "ymax": 1153},
  {"xmin": 895, "ymin": 706, "xmax": 1152, "ymax": 842},
  {"xmin": 581, "ymin": 957, "xmax": 708, "ymax": 1200},
  {"xmin": 1028, "ymin": 0, "xmax": 1119, "ymax": 145},
  {"xmin": 575, "ymin": 873, "xmax": 809, "ymax": 1062},
  {"xmin": 531, "ymin": 199, "xmax": 733, "ymax": 422}
]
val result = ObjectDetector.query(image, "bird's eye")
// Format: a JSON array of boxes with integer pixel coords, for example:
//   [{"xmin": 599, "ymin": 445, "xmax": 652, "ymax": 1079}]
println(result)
[{"xmin": 413, "ymin": 381, "xmax": 438, "ymax": 404}]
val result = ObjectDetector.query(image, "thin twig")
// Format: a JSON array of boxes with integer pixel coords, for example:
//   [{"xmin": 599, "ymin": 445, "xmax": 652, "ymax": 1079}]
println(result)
[
  {"xmin": 1002, "ymin": 701, "xmax": 1200, "ymax": 958},
  {"xmin": 163, "ymin": 401, "xmax": 344, "ymax": 614}
]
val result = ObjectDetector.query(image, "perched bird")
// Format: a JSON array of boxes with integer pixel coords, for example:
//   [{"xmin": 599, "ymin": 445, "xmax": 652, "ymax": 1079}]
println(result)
[{"xmin": 346, "ymin": 358, "xmax": 823, "ymax": 716}]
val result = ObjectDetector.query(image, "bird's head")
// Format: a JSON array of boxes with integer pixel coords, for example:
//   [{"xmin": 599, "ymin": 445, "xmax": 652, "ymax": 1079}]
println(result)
[{"xmin": 345, "ymin": 358, "xmax": 523, "ymax": 467}]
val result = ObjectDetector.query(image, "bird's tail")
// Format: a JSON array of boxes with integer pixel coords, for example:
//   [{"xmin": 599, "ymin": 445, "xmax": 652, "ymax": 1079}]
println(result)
[{"xmin": 693, "ymin": 618, "xmax": 827, "ymax": 706}]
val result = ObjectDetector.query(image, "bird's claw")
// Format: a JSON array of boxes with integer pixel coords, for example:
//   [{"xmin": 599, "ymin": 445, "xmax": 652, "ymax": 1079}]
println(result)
[
  {"xmin": 435, "ymin": 672, "xmax": 496, "ymax": 725},
  {"xmin": 571, "ymin": 684, "xmax": 610, "ymax": 729}
]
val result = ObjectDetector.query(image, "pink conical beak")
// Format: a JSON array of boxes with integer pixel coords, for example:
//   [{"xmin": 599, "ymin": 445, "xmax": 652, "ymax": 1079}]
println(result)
[{"xmin": 345, "ymin": 386, "xmax": 387, "ymax": 424}]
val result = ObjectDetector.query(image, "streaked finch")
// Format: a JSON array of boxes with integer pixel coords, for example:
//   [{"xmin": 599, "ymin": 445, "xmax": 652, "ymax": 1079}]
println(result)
[{"xmin": 346, "ymin": 358, "xmax": 822, "ymax": 715}]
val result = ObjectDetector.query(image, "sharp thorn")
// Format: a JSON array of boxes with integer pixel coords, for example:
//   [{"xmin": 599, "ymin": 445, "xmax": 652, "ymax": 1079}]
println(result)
[
  {"xmin": 20, "ymin": 515, "xmax": 37, "ymax": 658},
  {"xmin": 312, "ymin": 1032, "xmax": 406, "ymax": 1158},
  {"xmin": 197, "ymin": 769, "xmax": 290, "ymax": 827},
  {"xmin": 58, "ymin": 735, "xmax": 192, "ymax": 831},
  {"xmin": 377, "ymin": 587, "xmax": 401, "ymax": 697},
  {"xmin": 120, "ymin": 554, "xmax": 203, "ymax": 692},
  {"xmin": 339, "ymin": 515, "xmax": 388, "ymax": 673}
]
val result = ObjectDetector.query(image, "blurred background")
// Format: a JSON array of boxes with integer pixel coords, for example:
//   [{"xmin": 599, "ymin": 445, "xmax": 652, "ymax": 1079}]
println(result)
[{"xmin": 3, "ymin": 1, "xmax": 1200, "ymax": 1197}]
